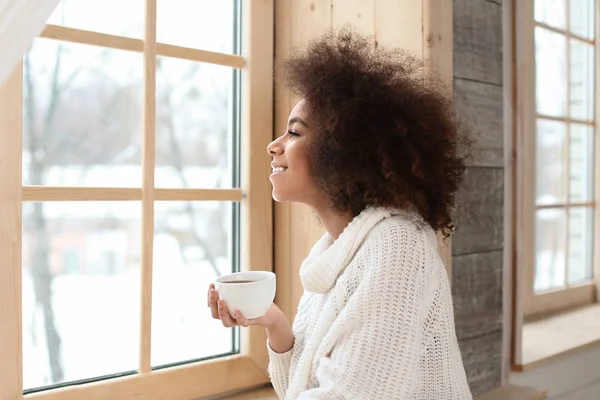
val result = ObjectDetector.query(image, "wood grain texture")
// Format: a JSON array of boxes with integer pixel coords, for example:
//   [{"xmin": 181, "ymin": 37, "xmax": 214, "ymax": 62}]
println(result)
[
  {"xmin": 241, "ymin": 0, "xmax": 274, "ymax": 370},
  {"xmin": 453, "ymin": 167, "xmax": 505, "ymax": 256},
  {"xmin": 331, "ymin": 0, "xmax": 375, "ymax": 33},
  {"xmin": 0, "ymin": 67, "xmax": 23, "ymax": 400},
  {"xmin": 273, "ymin": 0, "xmax": 294, "ymax": 321},
  {"xmin": 512, "ymin": 0, "xmax": 535, "ymax": 365},
  {"xmin": 274, "ymin": 0, "xmax": 332, "ymax": 321},
  {"xmin": 139, "ymin": 0, "xmax": 157, "ymax": 374},
  {"xmin": 502, "ymin": 0, "xmax": 515, "ymax": 384},
  {"xmin": 22, "ymin": 187, "xmax": 141, "ymax": 201},
  {"xmin": 41, "ymin": 25, "xmax": 245, "ymax": 69},
  {"xmin": 423, "ymin": 0, "xmax": 453, "ymax": 83},
  {"xmin": 475, "ymin": 385, "xmax": 548, "ymax": 400},
  {"xmin": 25, "ymin": 356, "xmax": 269, "ymax": 400},
  {"xmin": 41, "ymin": 24, "xmax": 143, "ymax": 52},
  {"xmin": 154, "ymin": 189, "xmax": 242, "ymax": 201},
  {"xmin": 214, "ymin": 385, "xmax": 278, "ymax": 399},
  {"xmin": 452, "ymin": 3, "xmax": 504, "ymax": 395},
  {"xmin": 452, "ymin": 251, "xmax": 503, "ymax": 340},
  {"xmin": 454, "ymin": 78, "xmax": 504, "ymax": 167},
  {"xmin": 423, "ymin": 0, "xmax": 454, "ymax": 277},
  {"xmin": 374, "ymin": 0, "xmax": 422, "ymax": 57},
  {"xmin": 155, "ymin": 43, "xmax": 244, "ymax": 69},
  {"xmin": 459, "ymin": 330, "xmax": 504, "ymax": 397},
  {"xmin": 453, "ymin": 0, "xmax": 503, "ymax": 85},
  {"xmin": 21, "ymin": 187, "xmax": 242, "ymax": 202}
]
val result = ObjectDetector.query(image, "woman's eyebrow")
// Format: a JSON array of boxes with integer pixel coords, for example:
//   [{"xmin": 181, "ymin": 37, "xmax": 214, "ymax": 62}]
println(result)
[{"xmin": 288, "ymin": 116, "xmax": 309, "ymax": 128}]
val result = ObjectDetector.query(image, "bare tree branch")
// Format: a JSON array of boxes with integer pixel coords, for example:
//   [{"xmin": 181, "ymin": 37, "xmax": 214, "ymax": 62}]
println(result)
[{"xmin": 24, "ymin": 51, "xmax": 65, "ymax": 383}]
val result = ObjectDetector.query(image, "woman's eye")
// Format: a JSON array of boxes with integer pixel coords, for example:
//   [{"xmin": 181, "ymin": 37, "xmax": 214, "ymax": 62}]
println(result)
[{"xmin": 287, "ymin": 130, "xmax": 299, "ymax": 137}]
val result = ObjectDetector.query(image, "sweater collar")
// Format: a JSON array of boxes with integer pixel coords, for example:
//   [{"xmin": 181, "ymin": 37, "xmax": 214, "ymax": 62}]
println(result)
[{"xmin": 299, "ymin": 207, "xmax": 401, "ymax": 294}]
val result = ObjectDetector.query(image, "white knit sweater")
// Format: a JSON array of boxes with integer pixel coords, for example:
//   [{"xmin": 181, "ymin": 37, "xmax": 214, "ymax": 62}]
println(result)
[{"xmin": 268, "ymin": 207, "xmax": 472, "ymax": 399}]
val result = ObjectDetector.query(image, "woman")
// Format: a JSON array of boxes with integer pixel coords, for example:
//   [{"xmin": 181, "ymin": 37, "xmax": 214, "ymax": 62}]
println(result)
[{"xmin": 208, "ymin": 29, "xmax": 472, "ymax": 399}]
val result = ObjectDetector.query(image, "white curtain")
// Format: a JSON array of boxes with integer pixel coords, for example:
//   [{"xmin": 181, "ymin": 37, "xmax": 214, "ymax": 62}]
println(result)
[{"xmin": 0, "ymin": 0, "xmax": 60, "ymax": 87}]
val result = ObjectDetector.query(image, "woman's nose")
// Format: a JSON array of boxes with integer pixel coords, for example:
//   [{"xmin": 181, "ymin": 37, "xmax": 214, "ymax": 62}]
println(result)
[{"xmin": 267, "ymin": 138, "xmax": 283, "ymax": 156}]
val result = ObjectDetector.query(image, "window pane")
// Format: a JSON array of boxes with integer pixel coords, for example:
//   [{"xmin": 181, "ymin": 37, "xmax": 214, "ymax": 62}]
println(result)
[
  {"xmin": 535, "ymin": 208, "xmax": 567, "ymax": 292},
  {"xmin": 155, "ymin": 57, "xmax": 236, "ymax": 188},
  {"xmin": 23, "ymin": 202, "xmax": 140, "ymax": 390},
  {"xmin": 536, "ymin": 119, "xmax": 567, "ymax": 205},
  {"xmin": 569, "ymin": 40, "xmax": 595, "ymax": 121},
  {"xmin": 157, "ymin": 0, "xmax": 238, "ymax": 54},
  {"xmin": 535, "ymin": 0, "xmax": 566, "ymax": 29},
  {"xmin": 569, "ymin": 124, "xmax": 594, "ymax": 202},
  {"xmin": 536, "ymin": 28, "xmax": 567, "ymax": 117},
  {"xmin": 23, "ymin": 39, "xmax": 143, "ymax": 187},
  {"xmin": 570, "ymin": 0, "xmax": 595, "ymax": 39},
  {"xmin": 567, "ymin": 207, "xmax": 594, "ymax": 284},
  {"xmin": 151, "ymin": 201, "xmax": 237, "ymax": 367},
  {"xmin": 47, "ymin": 0, "xmax": 144, "ymax": 38}
]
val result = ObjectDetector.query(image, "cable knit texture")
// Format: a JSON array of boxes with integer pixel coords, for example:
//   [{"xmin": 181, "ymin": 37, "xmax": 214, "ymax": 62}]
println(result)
[{"xmin": 267, "ymin": 207, "xmax": 472, "ymax": 399}]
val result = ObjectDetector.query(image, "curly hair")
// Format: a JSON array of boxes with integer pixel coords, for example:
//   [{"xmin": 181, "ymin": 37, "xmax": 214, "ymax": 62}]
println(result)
[{"xmin": 280, "ymin": 28, "xmax": 472, "ymax": 238}]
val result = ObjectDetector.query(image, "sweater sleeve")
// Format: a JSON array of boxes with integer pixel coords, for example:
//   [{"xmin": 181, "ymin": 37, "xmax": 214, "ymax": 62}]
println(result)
[
  {"xmin": 296, "ymin": 224, "xmax": 430, "ymax": 399},
  {"xmin": 267, "ymin": 340, "xmax": 293, "ymax": 398}
]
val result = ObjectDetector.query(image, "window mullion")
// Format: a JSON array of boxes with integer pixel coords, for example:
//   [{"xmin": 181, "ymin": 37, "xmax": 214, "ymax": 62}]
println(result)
[
  {"xmin": 565, "ymin": 0, "xmax": 572, "ymax": 289},
  {"xmin": 139, "ymin": 0, "xmax": 157, "ymax": 374},
  {"xmin": 594, "ymin": 0, "xmax": 600, "ymax": 293}
]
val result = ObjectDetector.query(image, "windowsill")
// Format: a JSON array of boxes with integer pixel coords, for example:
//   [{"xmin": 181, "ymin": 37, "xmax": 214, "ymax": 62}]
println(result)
[
  {"xmin": 514, "ymin": 303, "xmax": 600, "ymax": 371},
  {"xmin": 475, "ymin": 385, "xmax": 548, "ymax": 400},
  {"xmin": 213, "ymin": 385, "xmax": 278, "ymax": 399}
]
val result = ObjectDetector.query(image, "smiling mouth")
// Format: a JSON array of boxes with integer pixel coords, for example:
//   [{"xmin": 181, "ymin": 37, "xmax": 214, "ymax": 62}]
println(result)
[{"xmin": 272, "ymin": 167, "xmax": 287, "ymax": 173}]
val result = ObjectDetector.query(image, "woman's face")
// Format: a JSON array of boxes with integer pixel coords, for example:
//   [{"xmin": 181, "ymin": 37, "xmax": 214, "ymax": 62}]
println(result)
[{"xmin": 267, "ymin": 100, "xmax": 325, "ymax": 207}]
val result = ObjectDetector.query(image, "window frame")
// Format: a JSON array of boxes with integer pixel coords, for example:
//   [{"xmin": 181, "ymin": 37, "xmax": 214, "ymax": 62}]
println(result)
[
  {"xmin": 514, "ymin": 0, "xmax": 599, "ymax": 319},
  {"xmin": 0, "ymin": 0, "xmax": 274, "ymax": 399}
]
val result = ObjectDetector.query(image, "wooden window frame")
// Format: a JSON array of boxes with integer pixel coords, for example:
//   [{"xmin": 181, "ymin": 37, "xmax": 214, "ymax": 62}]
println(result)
[
  {"xmin": 0, "ymin": 1, "xmax": 274, "ymax": 399},
  {"xmin": 514, "ymin": 0, "xmax": 600, "ymax": 319}
]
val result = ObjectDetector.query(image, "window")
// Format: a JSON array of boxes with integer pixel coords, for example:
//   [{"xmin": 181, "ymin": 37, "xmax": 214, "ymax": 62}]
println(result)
[
  {"xmin": 0, "ymin": 0, "xmax": 274, "ymax": 398},
  {"xmin": 515, "ymin": 0, "xmax": 599, "ymax": 318}
]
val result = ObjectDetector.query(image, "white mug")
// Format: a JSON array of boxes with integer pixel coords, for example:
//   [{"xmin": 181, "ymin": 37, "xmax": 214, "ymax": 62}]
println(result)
[{"xmin": 215, "ymin": 271, "xmax": 276, "ymax": 319}]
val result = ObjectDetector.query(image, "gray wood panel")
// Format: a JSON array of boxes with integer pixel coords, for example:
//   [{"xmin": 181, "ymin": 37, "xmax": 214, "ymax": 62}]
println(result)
[
  {"xmin": 452, "ymin": 0, "xmax": 504, "ymax": 396},
  {"xmin": 452, "ymin": 250, "xmax": 503, "ymax": 339},
  {"xmin": 458, "ymin": 330, "xmax": 503, "ymax": 397},
  {"xmin": 454, "ymin": 0, "xmax": 503, "ymax": 85},
  {"xmin": 453, "ymin": 167, "xmax": 504, "ymax": 255},
  {"xmin": 455, "ymin": 78, "xmax": 504, "ymax": 168}
]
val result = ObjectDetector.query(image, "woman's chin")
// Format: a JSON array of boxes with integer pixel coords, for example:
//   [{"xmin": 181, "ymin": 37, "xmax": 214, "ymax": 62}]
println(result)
[
  {"xmin": 271, "ymin": 190, "xmax": 288, "ymax": 203},
  {"xmin": 271, "ymin": 188, "xmax": 298, "ymax": 204}
]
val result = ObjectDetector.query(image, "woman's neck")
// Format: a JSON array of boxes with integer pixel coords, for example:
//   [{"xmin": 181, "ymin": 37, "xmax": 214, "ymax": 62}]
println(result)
[{"xmin": 312, "ymin": 205, "xmax": 354, "ymax": 240}]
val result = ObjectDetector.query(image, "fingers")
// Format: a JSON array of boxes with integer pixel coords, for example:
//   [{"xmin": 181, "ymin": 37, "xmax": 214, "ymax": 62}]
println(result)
[
  {"xmin": 232, "ymin": 311, "xmax": 258, "ymax": 328},
  {"xmin": 207, "ymin": 285, "xmax": 252, "ymax": 329},
  {"xmin": 217, "ymin": 300, "xmax": 238, "ymax": 327},
  {"xmin": 206, "ymin": 284, "xmax": 214, "ymax": 307},
  {"xmin": 208, "ymin": 286, "xmax": 220, "ymax": 320}
]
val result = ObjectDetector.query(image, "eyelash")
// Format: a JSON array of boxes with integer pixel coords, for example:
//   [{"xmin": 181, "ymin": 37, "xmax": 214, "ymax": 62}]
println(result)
[{"xmin": 287, "ymin": 130, "xmax": 299, "ymax": 137}]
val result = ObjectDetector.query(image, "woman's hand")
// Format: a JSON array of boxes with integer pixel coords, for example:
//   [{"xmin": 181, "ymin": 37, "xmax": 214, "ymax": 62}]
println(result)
[
  {"xmin": 207, "ymin": 283, "xmax": 284, "ymax": 329},
  {"xmin": 207, "ymin": 284, "xmax": 294, "ymax": 353}
]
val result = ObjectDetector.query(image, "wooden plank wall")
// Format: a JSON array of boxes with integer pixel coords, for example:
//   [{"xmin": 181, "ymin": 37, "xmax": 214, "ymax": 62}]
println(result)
[{"xmin": 452, "ymin": 0, "xmax": 505, "ymax": 396}]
